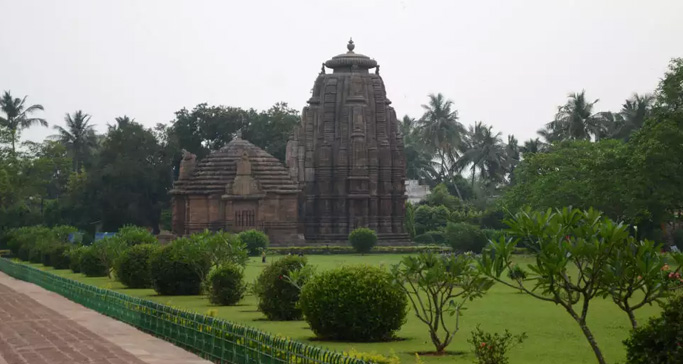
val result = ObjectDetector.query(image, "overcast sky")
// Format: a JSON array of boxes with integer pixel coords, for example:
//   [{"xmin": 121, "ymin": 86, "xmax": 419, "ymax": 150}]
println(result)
[{"xmin": 2, "ymin": 0, "xmax": 682, "ymax": 145}]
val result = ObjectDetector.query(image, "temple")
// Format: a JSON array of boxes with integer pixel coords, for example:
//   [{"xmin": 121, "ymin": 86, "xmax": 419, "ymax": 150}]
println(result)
[
  {"xmin": 286, "ymin": 39, "xmax": 410, "ymax": 244},
  {"xmin": 170, "ymin": 137, "xmax": 303, "ymax": 245},
  {"xmin": 170, "ymin": 40, "xmax": 410, "ymax": 245}
]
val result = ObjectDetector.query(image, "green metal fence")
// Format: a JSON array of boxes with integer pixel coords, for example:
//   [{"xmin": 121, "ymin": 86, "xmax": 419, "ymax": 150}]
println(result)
[{"xmin": 0, "ymin": 258, "xmax": 367, "ymax": 364}]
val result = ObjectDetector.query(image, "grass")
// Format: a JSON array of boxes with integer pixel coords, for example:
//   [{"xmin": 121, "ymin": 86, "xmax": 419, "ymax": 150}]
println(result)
[{"xmin": 25, "ymin": 254, "xmax": 662, "ymax": 364}]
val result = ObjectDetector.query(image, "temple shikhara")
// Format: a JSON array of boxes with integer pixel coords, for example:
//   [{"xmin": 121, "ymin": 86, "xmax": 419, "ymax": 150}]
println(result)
[{"xmin": 171, "ymin": 40, "xmax": 409, "ymax": 245}]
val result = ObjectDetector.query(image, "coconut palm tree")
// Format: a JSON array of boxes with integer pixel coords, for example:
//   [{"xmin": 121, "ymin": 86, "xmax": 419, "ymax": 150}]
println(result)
[
  {"xmin": 505, "ymin": 135, "xmax": 520, "ymax": 173},
  {"xmin": 521, "ymin": 138, "xmax": 544, "ymax": 156},
  {"xmin": 457, "ymin": 122, "xmax": 507, "ymax": 187},
  {"xmin": 544, "ymin": 91, "xmax": 603, "ymax": 141},
  {"xmin": 612, "ymin": 93, "xmax": 654, "ymax": 140},
  {"xmin": 417, "ymin": 93, "xmax": 466, "ymax": 198},
  {"xmin": 0, "ymin": 91, "xmax": 47, "ymax": 155},
  {"xmin": 52, "ymin": 110, "xmax": 96, "ymax": 172}
]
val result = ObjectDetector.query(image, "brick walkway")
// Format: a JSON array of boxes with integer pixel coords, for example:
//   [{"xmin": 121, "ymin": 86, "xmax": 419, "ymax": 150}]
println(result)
[{"xmin": 0, "ymin": 272, "xmax": 210, "ymax": 364}]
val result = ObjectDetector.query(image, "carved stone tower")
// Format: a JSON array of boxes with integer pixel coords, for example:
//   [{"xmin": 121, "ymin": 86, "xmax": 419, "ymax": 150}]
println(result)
[{"xmin": 286, "ymin": 40, "xmax": 409, "ymax": 244}]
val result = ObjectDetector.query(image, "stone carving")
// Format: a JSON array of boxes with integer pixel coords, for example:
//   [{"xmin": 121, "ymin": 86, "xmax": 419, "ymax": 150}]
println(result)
[
  {"xmin": 286, "ymin": 40, "xmax": 410, "ymax": 245},
  {"xmin": 178, "ymin": 149, "xmax": 197, "ymax": 180},
  {"xmin": 228, "ymin": 151, "xmax": 262, "ymax": 196}
]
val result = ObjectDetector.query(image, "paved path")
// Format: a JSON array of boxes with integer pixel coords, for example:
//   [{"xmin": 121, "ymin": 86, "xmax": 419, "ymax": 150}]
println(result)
[{"xmin": 0, "ymin": 272, "xmax": 211, "ymax": 364}]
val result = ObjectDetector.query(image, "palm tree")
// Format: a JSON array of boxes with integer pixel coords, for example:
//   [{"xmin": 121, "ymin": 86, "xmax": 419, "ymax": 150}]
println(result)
[
  {"xmin": 521, "ymin": 138, "xmax": 544, "ymax": 156},
  {"xmin": 546, "ymin": 91, "xmax": 603, "ymax": 141},
  {"xmin": 417, "ymin": 93, "xmax": 466, "ymax": 198},
  {"xmin": 53, "ymin": 110, "xmax": 96, "ymax": 172},
  {"xmin": 505, "ymin": 135, "xmax": 520, "ymax": 174},
  {"xmin": 0, "ymin": 91, "xmax": 47, "ymax": 155},
  {"xmin": 611, "ymin": 93, "xmax": 654, "ymax": 140},
  {"xmin": 457, "ymin": 122, "xmax": 507, "ymax": 188}
]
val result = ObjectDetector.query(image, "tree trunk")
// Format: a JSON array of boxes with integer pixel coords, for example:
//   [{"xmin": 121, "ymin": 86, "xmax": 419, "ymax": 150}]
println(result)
[
  {"xmin": 627, "ymin": 309, "xmax": 638, "ymax": 329},
  {"xmin": 576, "ymin": 318, "xmax": 606, "ymax": 364}
]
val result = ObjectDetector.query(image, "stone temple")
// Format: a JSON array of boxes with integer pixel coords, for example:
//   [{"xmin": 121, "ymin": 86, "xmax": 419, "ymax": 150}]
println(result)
[
  {"xmin": 170, "ymin": 138, "xmax": 302, "ymax": 245},
  {"xmin": 170, "ymin": 40, "xmax": 409, "ymax": 245},
  {"xmin": 286, "ymin": 39, "xmax": 409, "ymax": 244}
]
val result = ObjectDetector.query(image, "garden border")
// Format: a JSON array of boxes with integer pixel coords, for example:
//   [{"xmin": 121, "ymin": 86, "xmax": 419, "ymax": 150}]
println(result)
[{"xmin": 0, "ymin": 258, "xmax": 367, "ymax": 364}]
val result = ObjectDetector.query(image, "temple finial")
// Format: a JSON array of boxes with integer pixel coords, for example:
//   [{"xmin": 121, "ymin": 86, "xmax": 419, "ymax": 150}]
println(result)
[
  {"xmin": 347, "ymin": 38, "xmax": 355, "ymax": 53},
  {"xmin": 235, "ymin": 128, "xmax": 242, "ymax": 139}
]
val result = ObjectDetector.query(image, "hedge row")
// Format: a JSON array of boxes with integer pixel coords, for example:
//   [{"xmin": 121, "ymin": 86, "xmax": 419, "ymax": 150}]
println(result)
[{"xmin": 268, "ymin": 244, "xmax": 452, "ymax": 255}]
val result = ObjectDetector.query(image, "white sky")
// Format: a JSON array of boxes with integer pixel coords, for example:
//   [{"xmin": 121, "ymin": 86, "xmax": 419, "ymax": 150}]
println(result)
[{"xmin": 2, "ymin": 0, "xmax": 682, "ymax": 144}]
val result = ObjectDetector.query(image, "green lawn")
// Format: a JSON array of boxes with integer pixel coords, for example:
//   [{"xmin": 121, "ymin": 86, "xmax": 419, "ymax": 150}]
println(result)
[{"xmin": 26, "ymin": 254, "xmax": 660, "ymax": 364}]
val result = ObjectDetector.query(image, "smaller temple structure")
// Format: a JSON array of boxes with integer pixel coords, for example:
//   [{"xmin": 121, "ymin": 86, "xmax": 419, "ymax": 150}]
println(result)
[{"xmin": 170, "ymin": 137, "xmax": 302, "ymax": 245}]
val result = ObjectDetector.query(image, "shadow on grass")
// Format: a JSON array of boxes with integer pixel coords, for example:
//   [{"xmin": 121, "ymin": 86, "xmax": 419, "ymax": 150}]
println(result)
[
  {"xmin": 308, "ymin": 336, "xmax": 410, "ymax": 343},
  {"xmin": 414, "ymin": 350, "xmax": 467, "ymax": 357}
]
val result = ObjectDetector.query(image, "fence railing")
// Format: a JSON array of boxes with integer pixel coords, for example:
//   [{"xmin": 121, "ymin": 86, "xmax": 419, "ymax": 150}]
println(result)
[{"xmin": 0, "ymin": 258, "xmax": 367, "ymax": 364}]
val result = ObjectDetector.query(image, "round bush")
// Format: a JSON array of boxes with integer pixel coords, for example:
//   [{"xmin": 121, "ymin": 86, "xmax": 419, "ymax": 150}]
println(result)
[
  {"xmin": 116, "ymin": 225, "xmax": 157, "ymax": 246},
  {"xmin": 625, "ymin": 294, "xmax": 683, "ymax": 363},
  {"xmin": 207, "ymin": 264, "xmax": 246, "ymax": 305},
  {"xmin": 349, "ymin": 228, "xmax": 378, "ymax": 254},
  {"xmin": 49, "ymin": 244, "xmax": 71, "ymax": 269},
  {"xmin": 238, "ymin": 230, "xmax": 269, "ymax": 256},
  {"xmin": 80, "ymin": 247, "xmax": 109, "ymax": 277},
  {"xmin": 253, "ymin": 255, "xmax": 309, "ymax": 320},
  {"xmin": 445, "ymin": 222, "xmax": 489, "ymax": 253},
  {"xmin": 69, "ymin": 246, "xmax": 86, "ymax": 273},
  {"xmin": 299, "ymin": 265, "xmax": 407, "ymax": 341},
  {"xmin": 115, "ymin": 244, "xmax": 160, "ymax": 288},
  {"xmin": 149, "ymin": 245, "xmax": 209, "ymax": 295}
]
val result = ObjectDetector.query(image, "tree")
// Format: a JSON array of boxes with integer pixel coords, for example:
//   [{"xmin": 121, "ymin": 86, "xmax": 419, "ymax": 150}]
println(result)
[
  {"xmin": 610, "ymin": 94, "xmax": 654, "ymax": 140},
  {"xmin": 0, "ymin": 91, "xmax": 47, "ymax": 155},
  {"xmin": 503, "ymin": 140, "xmax": 630, "ymax": 221},
  {"xmin": 457, "ymin": 122, "xmax": 507, "ymax": 187},
  {"xmin": 603, "ymin": 238, "xmax": 682, "ymax": 328},
  {"xmin": 417, "ymin": 93, "xmax": 466, "ymax": 198},
  {"xmin": 479, "ymin": 207, "xmax": 681, "ymax": 364},
  {"xmin": 87, "ymin": 118, "xmax": 172, "ymax": 232},
  {"xmin": 543, "ymin": 91, "xmax": 603, "ymax": 141},
  {"xmin": 392, "ymin": 252, "xmax": 493, "ymax": 354},
  {"xmin": 242, "ymin": 102, "xmax": 299, "ymax": 162},
  {"xmin": 656, "ymin": 58, "xmax": 683, "ymax": 112},
  {"xmin": 52, "ymin": 110, "xmax": 96, "ymax": 172},
  {"xmin": 520, "ymin": 138, "xmax": 544, "ymax": 156},
  {"xmin": 504, "ymin": 135, "xmax": 520, "ymax": 176}
]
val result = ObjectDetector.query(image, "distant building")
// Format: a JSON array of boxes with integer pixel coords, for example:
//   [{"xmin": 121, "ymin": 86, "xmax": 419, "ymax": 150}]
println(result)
[{"xmin": 405, "ymin": 180, "xmax": 430, "ymax": 204}]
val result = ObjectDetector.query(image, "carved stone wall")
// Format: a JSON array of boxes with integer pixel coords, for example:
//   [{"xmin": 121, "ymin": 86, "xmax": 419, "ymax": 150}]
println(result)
[{"xmin": 286, "ymin": 40, "xmax": 410, "ymax": 245}]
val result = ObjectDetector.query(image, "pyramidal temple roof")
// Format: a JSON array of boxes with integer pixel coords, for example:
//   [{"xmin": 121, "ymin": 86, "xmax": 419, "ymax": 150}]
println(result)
[{"xmin": 171, "ymin": 137, "xmax": 299, "ymax": 195}]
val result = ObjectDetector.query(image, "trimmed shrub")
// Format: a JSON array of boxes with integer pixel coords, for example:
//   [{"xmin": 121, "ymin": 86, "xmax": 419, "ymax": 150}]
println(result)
[
  {"xmin": 51, "ymin": 225, "xmax": 78, "ymax": 243},
  {"xmin": 268, "ymin": 245, "xmax": 451, "ymax": 255},
  {"xmin": 28, "ymin": 244, "xmax": 44, "ymax": 263},
  {"xmin": 445, "ymin": 222, "xmax": 489, "ymax": 253},
  {"xmin": 115, "ymin": 244, "xmax": 160, "ymax": 288},
  {"xmin": 299, "ymin": 265, "xmax": 408, "ymax": 341},
  {"xmin": 413, "ymin": 232, "xmax": 435, "ymax": 245},
  {"xmin": 48, "ymin": 244, "xmax": 71, "ymax": 269},
  {"xmin": 207, "ymin": 263, "xmax": 246, "ymax": 305},
  {"xmin": 79, "ymin": 247, "xmax": 109, "ymax": 277},
  {"xmin": 17, "ymin": 244, "xmax": 32, "ymax": 261},
  {"xmin": 149, "ymin": 245, "xmax": 209, "ymax": 295},
  {"xmin": 116, "ymin": 225, "xmax": 157, "ymax": 246},
  {"xmin": 624, "ymin": 294, "xmax": 683, "ymax": 363},
  {"xmin": 253, "ymin": 255, "xmax": 310, "ymax": 320},
  {"xmin": 349, "ymin": 228, "xmax": 378, "ymax": 254},
  {"xmin": 238, "ymin": 230, "xmax": 269, "ymax": 256},
  {"xmin": 69, "ymin": 246, "xmax": 86, "ymax": 273}
]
